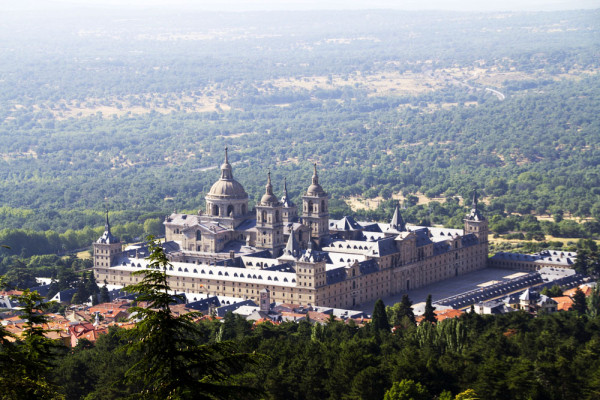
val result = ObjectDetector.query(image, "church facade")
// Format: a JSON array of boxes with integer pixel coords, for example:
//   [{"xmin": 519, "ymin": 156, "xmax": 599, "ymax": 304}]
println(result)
[{"xmin": 94, "ymin": 149, "xmax": 488, "ymax": 309}]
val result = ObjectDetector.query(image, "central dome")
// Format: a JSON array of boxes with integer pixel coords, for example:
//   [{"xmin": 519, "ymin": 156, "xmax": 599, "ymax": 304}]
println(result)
[
  {"xmin": 208, "ymin": 179, "xmax": 248, "ymax": 199},
  {"xmin": 206, "ymin": 148, "xmax": 248, "ymax": 200}
]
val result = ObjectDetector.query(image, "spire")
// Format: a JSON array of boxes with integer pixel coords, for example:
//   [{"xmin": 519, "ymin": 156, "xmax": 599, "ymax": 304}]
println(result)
[
  {"xmin": 260, "ymin": 170, "xmax": 279, "ymax": 205},
  {"xmin": 389, "ymin": 202, "xmax": 406, "ymax": 231},
  {"xmin": 283, "ymin": 231, "xmax": 300, "ymax": 258},
  {"xmin": 281, "ymin": 177, "xmax": 295, "ymax": 207},
  {"xmin": 220, "ymin": 147, "xmax": 233, "ymax": 180},
  {"xmin": 97, "ymin": 209, "xmax": 119, "ymax": 244},
  {"xmin": 105, "ymin": 209, "xmax": 111, "ymax": 232},
  {"xmin": 306, "ymin": 163, "xmax": 325, "ymax": 196},
  {"xmin": 266, "ymin": 170, "xmax": 273, "ymax": 195},
  {"xmin": 466, "ymin": 190, "xmax": 485, "ymax": 221}
]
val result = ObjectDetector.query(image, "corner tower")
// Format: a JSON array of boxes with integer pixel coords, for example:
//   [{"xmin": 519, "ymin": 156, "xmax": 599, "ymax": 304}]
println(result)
[
  {"xmin": 464, "ymin": 190, "xmax": 488, "ymax": 243},
  {"xmin": 256, "ymin": 172, "xmax": 285, "ymax": 256},
  {"xmin": 302, "ymin": 164, "xmax": 329, "ymax": 246},
  {"xmin": 93, "ymin": 211, "xmax": 121, "ymax": 270},
  {"xmin": 205, "ymin": 147, "xmax": 249, "ymax": 229}
]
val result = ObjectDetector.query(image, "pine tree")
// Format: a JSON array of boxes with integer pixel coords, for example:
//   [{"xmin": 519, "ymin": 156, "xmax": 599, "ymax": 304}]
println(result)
[
  {"xmin": 122, "ymin": 237, "xmax": 259, "ymax": 400},
  {"xmin": 423, "ymin": 294, "xmax": 436, "ymax": 324},
  {"xmin": 572, "ymin": 287, "xmax": 588, "ymax": 315},
  {"xmin": 394, "ymin": 294, "xmax": 416, "ymax": 326},
  {"xmin": 3, "ymin": 289, "xmax": 64, "ymax": 399},
  {"xmin": 372, "ymin": 299, "xmax": 390, "ymax": 332}
]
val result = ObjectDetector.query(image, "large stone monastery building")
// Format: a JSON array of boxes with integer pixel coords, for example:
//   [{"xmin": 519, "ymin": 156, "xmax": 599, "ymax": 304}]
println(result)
[{"xmin": 94, "ymin": 149, "xmax": 488, "ymax": 309}]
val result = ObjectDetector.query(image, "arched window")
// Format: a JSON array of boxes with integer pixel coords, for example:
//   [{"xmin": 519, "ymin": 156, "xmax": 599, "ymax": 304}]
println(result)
[
  {"xmin": 242, "ymin": 204, "xmax": 247, "ymax": 214},
  {"xmin": 308, "ymin": 201, "xmax": 313, "ymax": 213},
  {"xmin": 196, "ymin": 230, "xmax": 202, "ymax": 241},
  {"xmin": 227, "ymin": 205, "xmax": 234, "ymax": 216},
  {"xmin": 212, "ymin": 204, "xmax": 218, "ymax": 216},
  {"xmin": 275, "ymin": 210, "xmax": 280, "ymax": 222},
  {"xmin": 261, "ymin": 210, "xmax": 267, "ymax": 222}
]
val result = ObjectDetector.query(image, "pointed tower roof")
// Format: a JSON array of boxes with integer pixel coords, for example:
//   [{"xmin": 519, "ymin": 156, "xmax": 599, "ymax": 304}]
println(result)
[
  {"xmin": 260, "ymin": 171, "xmax": 280, "ymax": 206},
  {"xmin": 282, "ymin": 231, "xmax": 301, "ymax": 259},
  {"xmin": 306, "ymin": 163, "xmax": 326, "ymax": 196},
  {"xmin": 207, "ymin": 147, "xmax": 248, "ymax": 199},
  {"xmin": 389, "ymin": 203, "xmax": 406, "ymax": 231},
  {"xmin": 466, "ymin": 190, "xmax": 485, "ymax": 221},
  {"xmin": 280, "ymin": 177, "xmax": 295, "ymax": 207},
  {"xmin": 96, "ymin": 210, "xmax": 120, "ymax": 244}
]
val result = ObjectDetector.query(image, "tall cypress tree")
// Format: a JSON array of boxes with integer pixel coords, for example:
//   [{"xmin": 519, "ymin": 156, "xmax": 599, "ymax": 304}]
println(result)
[
  {"xmin": 372, "ymin": 299, "xmax": 390, "ymax": 332},
  {"xmin": 423, "ymin": 294, "xmax": 437, "ymax": 324}
]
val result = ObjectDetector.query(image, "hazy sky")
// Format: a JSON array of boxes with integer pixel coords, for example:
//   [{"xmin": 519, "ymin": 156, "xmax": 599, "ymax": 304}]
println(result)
[{"xmin": 21, "ymin": 0, "xmax": 600, "ymax": 12}]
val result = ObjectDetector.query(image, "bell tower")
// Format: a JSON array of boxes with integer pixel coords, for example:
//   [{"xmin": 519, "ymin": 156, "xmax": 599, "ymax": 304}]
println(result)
[
  {"xmin": 93, "ymin": 211, "xmax": 121, "ymax": 270},
  {"xmin": 256, "ymin": 171, "xmax": 285, "ymax": 256},
  {"xmin": 464, "ymin": 190, "xmax": 488, "ymax": 244},
  {"xmin": 302, "ymin": 164, "xmax": 329, "ymax": 246}
]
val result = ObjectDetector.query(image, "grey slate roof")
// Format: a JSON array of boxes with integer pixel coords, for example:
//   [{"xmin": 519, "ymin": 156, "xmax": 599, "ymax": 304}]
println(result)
[{"xmin": 96, "ymin": 212, "xmax": 120, "ymax": 244}]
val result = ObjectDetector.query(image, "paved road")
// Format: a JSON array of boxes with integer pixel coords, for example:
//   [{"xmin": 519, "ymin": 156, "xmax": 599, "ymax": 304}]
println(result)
[{"xmin": 359, "ymin": 268, "xmax": 523, "ymax": 313}]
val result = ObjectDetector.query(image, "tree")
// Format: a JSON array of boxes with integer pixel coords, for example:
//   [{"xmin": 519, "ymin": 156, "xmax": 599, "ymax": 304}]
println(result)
[
  {"xmin": 122, "ymin": 237, "xmax": 258, "ymax": 400},
  {"xmin": 71, "ymin": 281, "xmax": 90, "ymax": 305},
  {"xmin": 438, "ymin": 390, "xmax": 453, "ymax": 400},
  {"xmin": 143, "ymin": 218, "xmax": 164, "ymax": 237},
  {"xmin": 384, "ymin": 379, "xmax": 429, "ymax": 400},
  {"xmin": 572, "ymin": 288, "xmax": 588, "ymax": 315},
  {"xmin": 587, "ymin": 282, "xmax": 600, "ymax": 317},
  {"xmin": 2, "ymin": 290, "xmax": 64, "ymax": 400},
  {"xmin": 85, "ymin": 271, "xmax": 100, "ymax": 297},
  {"xmin": 392, "ymin": 295, "xmax": 416, "ymax": 326},
  {"xmin": 423, "ymin": 294, "xmax": 436, "ymax": 324},
  {"xmin": 372, "ymin": 299, "xmax": 390, "ymax": 332},
  {"xmin": 454, "ymin": 389, "xmax": 480, "ymax": 400},
  {"xmin": 541, "ymin": 284, "xmax": 563, "ymax": 298},
  {"xmin": 3, "ymin": 259, "xmax": 37, "ymax": 289},
  {"xmin": 99, "ymin": 285, "xmax": 111, "ymax": 303}
]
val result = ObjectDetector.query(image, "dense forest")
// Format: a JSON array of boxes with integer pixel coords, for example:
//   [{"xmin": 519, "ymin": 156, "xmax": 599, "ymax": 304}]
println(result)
[
  {"xmin": 2, "ymin": 254, "xmax": 600, "ymax": 400},
  {"xmin": 0, "ymin": 8, "xmax": 599, "ymax": 253}
]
